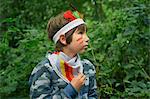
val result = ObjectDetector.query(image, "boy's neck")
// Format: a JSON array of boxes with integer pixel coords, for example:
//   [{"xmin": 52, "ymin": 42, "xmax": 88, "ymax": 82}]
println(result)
[{"xmin": 62, "ymin": 48, "xmax": 77, "ymax": 58}]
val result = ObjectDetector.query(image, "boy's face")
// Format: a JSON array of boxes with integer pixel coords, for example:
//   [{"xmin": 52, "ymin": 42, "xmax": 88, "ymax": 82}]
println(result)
[{"xmin": 66, "ymin": 27, "xmax": 89, "ymax": 54}]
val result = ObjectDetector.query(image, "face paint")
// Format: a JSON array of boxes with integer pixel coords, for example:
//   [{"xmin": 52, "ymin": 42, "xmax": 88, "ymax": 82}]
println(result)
[
  {"xmin": 76, "ymin": 37, "xmax": 82, "ymax": 41},
  {"xmin": 64, "ymin": 25, "xmax": 89, "ymax": 54},
  {"xmin": 77, "ymin": 37, "xmax": 83, "ymax": 44}
]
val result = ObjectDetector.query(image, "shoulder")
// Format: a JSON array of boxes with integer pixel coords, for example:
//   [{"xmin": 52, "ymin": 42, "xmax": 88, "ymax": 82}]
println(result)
[
  {"xmin": 31, "ymin": 58, "xmax": 52, "ymax": 75},
  {"xmin": 81, "ymin": 59, "xmax": 96, "ymax": 75},
  {"xmin": 29, "ymin": 58, "xmax": 52, "ymax": 85}
]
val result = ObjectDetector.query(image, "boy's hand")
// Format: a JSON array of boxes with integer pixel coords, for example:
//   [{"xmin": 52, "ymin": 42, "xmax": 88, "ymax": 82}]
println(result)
[{"xmin": 70, "ymin": 73, "xmax": 86, "ymax": 92}]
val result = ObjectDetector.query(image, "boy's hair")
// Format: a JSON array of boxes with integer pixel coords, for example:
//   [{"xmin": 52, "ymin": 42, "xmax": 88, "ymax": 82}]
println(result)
[{"xmin": 47, "ymin": 12, "xmax": 86, "ymax": 51}]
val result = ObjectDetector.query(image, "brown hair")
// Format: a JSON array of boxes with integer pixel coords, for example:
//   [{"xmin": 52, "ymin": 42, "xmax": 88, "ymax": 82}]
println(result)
[{"xmin": 47, "ymin": 12, "xmax": 86, "ymax": 51}]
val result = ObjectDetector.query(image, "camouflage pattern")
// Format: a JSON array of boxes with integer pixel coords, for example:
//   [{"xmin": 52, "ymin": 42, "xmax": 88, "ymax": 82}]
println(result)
[{"xmin": 29, "ymin": 58, "xmax": 98, "ymax": 99}]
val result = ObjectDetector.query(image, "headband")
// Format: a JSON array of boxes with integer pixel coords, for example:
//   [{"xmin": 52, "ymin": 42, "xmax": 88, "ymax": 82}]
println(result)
[{"xmin": 53, "ymin": 10, "xmax": 85, "ymax": 43}]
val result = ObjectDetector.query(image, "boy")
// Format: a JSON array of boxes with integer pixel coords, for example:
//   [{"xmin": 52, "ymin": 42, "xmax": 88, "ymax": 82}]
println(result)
[{"xmin": 29, "ymin": 10, "xmax": 98, "ymax": 99}]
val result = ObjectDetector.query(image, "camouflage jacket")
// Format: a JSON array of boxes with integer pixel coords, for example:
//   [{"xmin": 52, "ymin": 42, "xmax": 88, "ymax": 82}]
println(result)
[{"xmin": 29, "ymin": 57, "xmax": 98, "ymax": 99}]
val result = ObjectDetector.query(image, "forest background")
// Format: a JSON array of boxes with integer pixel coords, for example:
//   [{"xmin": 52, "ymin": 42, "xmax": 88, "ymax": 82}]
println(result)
[{"xmin": 0, "ymin": 0, "xmax": 150, "ymax": 98}]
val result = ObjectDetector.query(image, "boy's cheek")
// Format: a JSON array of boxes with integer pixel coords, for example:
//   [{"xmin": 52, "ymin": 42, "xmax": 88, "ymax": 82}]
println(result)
[
  {"xmin": 73, "ymin": 44, "xmax": 84, "ymax": 51},
  {"xmin": 74, "ymin": 44, "xmax": 82, "ymax": 49},
  {"xmin": 76, "ymin": 37, "xmax": 84, "ymax": 44}
]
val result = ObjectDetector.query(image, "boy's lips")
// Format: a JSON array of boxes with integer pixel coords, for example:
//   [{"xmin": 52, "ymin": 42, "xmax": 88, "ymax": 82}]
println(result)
[{"xmin": 84, "ymin": 45, "xmax": 88, "ymax": 48}]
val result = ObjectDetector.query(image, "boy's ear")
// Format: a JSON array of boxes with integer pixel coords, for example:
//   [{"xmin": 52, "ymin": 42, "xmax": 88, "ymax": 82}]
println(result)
[{"xmin": 59, "ymin": 35, "xmax": 67, "ymax": 45}]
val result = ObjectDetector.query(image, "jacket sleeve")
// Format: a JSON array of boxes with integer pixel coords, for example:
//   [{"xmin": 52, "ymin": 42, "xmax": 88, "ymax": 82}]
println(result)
[
  {"xmin": 88, "ymin": 74, "xmax": 98, "ymax": 99},
  {"xmin": 83, "ymin": 59, "xmax": 98, "ymax": 99},
  {"xmin": 29, "ymin": 60, "xmax": 78, "ymax": 99}
]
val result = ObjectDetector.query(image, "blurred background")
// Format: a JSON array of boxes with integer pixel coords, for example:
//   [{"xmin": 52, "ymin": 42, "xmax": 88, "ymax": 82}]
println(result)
[{"xmin": 0, "ymin": 0, "xmax": 150, "ymax": 98}]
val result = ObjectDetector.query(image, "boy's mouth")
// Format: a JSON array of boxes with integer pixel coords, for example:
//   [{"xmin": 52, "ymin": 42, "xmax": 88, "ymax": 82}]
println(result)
[{"xmin": 84, "ymin": 45, "xmax": 88, "ymax": 49}]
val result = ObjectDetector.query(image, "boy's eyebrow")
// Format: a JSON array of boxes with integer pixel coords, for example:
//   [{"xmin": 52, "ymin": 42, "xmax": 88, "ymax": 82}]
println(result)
[
  {"xmin": 79, "ymin": 27, "xmax": 86, "ymax": 32},
  {"xmin": 77, "ymin": 29, "xmax": 85, "ymax": 33}
]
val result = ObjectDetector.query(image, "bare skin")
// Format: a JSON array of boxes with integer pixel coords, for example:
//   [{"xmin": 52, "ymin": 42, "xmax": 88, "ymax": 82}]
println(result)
[
  {"xmin": 60, "ymin": 27, "xmax": 89, "ymax": 92},
  {"xmin": 70, "ymin": 73, "xmax": 86, "ymax": 92}
]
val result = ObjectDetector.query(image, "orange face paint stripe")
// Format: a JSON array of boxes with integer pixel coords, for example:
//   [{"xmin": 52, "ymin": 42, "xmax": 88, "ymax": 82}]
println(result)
[
  {"xmin": 77, "ymin": 37, "xmax": 84, "ymax": 45},
  {"xmin": 76, "ymin": 37, "xmax": 82, "ymax": 41},
  {"xmin": 79, "ymin": 40, "xmax": 83, "ymax": 44}
]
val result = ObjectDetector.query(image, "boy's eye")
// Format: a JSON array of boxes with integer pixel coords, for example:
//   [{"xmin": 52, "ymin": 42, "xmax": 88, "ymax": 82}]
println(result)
[{"xmin": 78, "ymin": 32, "xmax": 83, "ymax": 34}]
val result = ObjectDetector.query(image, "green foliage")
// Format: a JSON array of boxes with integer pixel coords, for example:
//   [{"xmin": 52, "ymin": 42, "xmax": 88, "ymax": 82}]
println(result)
[
  {"xmin": 83, "ymin": 1, "xmax": 150, "ymax": 98},
  {"xmin": 0, "ymin": 20, "xmax": 53, "ymax": 97},
  {"xmin": 0, "ymin": 0, "xmax": 150, "ymax": 98}
]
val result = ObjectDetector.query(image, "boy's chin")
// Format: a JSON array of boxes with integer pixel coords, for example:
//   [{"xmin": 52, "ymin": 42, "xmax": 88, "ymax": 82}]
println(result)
[{"xmin": 79, "ymin": 49, "xmax": 86, "ymax": 54}]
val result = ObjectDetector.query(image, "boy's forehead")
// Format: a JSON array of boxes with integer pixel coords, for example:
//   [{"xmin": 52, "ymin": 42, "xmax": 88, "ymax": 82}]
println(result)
[{"xmin": 77, "ymin": 25, "xmax": 86, "ymax": 31}]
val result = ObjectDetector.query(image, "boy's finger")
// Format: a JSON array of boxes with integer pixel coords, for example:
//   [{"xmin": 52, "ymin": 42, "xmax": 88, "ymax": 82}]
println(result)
[
  {"xmin": 77, "ymin": 73, "xmax": 84, "ymax": 79},
  {"xmin": 80, "ymin": 75, "xmax": 86, "ymax": 81},
  {"xmin": 82, "ymin": 80, "xmax": 86, "ymax": 85},
  {"xmin": 80, "ymin": 77, "xmax": 86, "ymax": 85}
]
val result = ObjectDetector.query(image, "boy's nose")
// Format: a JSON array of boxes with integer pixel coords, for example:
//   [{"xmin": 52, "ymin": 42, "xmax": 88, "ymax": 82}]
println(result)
[{"xmin": 85, "ymin": 34, "xmax": 89, "ymax": 43}]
